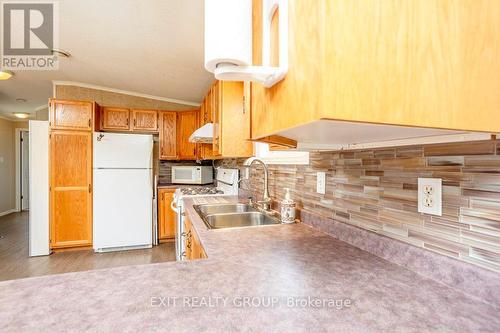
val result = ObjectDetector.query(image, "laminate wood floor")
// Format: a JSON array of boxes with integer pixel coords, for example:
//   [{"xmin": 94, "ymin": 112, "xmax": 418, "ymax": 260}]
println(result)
[{"xmin": 0, "ymin": 212, "xmax": 176, "ymax": 281}]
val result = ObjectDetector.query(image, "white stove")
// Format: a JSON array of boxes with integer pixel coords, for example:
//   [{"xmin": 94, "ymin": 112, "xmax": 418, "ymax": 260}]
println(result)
[{"xmin": 171, "ymin": 168, "xmax": 239, "ymax": 260}]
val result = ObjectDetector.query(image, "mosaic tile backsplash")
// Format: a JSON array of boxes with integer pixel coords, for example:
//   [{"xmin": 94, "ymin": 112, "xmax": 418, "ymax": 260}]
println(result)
[{"xmin": 239, "ymin": 140, "xmax": 500, "ymax": 273}]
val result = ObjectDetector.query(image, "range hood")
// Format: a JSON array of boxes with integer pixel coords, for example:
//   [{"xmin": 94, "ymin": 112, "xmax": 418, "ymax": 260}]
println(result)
[{"xmin": 189, "ymin": 123, "xmax": 214, "ymax": 143}]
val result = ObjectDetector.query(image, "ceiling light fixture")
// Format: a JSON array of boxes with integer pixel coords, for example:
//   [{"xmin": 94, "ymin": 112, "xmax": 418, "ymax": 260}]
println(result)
[
  {"xmin": 16, "ymin": 98, "xmax": 27, "ymax": 103},
  {"xmin": 13, "ymin": 112, "xmax": 30, "ymax": 119},
  {"xmin": 51, "ymin": 49, "xmax": 71, "ymax": 58},
  {"xmin": 0, "ymin": 70, "xmax": 13, "ymax": 80}
]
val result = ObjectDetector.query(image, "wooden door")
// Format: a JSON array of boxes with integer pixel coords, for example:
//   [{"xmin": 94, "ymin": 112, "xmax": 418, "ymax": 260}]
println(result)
[
  {"xmin": 177, "ymin": 110, "xmax": 199, "ymax": 160},
  {"xmin": 131, "ymin": 109, "xmax": 158, "ymax": 132},
  {"xmin": 50, "ymin": 99, "xmax": 93, "ymax": 131},
  {"xmin": 101, "ymin": 107, "xmax": 130, "ymax": 131},
  {"xmin": 158, "ymin": 189, "xmax": 176, "ymax": 241},
  {"xmin": 159, "ymin": 111, "xmax": 177, "ymax": 160},
  {"xmin": 50, "ymin": 130, "xmax": 92, "ymax": 249}
]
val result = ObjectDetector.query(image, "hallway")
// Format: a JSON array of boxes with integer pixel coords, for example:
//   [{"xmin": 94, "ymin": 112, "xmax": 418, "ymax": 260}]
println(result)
[{"xmin": 0, "ymin": 212, "xmax": 176, "ymax": 281}]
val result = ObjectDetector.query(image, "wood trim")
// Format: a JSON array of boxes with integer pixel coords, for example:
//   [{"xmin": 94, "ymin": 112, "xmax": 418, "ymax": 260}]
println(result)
[{"xmin": 253, "ymin": 135, "xmax": 297, "ymax": 148}]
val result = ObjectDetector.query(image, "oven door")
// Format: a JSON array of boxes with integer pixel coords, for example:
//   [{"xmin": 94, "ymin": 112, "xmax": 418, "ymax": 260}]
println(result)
[{"xmin": 171, "ymin": 195, "xmax": 185, "ymax": 261}]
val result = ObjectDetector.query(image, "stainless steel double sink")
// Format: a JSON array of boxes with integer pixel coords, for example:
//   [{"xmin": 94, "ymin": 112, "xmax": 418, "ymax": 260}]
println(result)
[{"xmin": 193, "ymin": 203, "xmax": 280, "ymax": 229}]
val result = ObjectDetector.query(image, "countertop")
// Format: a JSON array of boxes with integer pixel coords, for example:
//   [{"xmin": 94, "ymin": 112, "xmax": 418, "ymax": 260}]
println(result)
[{"xmin": 1, "ymin": 196, "xmax": 499, "ymax": 332}]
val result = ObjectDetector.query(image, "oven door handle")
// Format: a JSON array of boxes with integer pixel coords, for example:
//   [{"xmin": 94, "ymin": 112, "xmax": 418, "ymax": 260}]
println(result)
[{"xmin": 171, "ymin": 199, "xmax": 179, "ymax": 214}]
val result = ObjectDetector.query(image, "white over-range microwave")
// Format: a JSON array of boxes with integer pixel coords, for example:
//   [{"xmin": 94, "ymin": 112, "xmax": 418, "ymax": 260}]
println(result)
[{"xmin": 171, "ymin": 166, "xmax": 213, "ymax": 184}]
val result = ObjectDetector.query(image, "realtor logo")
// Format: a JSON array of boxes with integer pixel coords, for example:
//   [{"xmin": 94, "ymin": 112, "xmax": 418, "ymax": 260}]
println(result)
[{"xmin": 1, "ymin": 1, "xmax": 59, "ymax": 70}]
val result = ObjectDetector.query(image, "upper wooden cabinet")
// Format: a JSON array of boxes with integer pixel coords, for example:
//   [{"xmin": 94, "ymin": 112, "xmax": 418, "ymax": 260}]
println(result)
[
  {"xmin": 250, "ymin": 0, "xmax": 500, "ymax": 139},
  {"xmin": 198, "ymin": 87, "xmax": 215, "ymax": 160},
  {"xmin": 101, "ymin": 107, "xmax": 130, "ymax": 131},
  {"xmin": 159, "ymin": 111, "xmax": 178, "ymax": 160},
  {"xmin": 131, "ymin": 109, "xmax": 158, "ymax": 132},
  {"xmin": 177, "ymin": 110, "xmax": 199, "ymax": 160},
  {"xmin": 211, "ymin": 80, "xmax": 253, "ymax": 158},
  {"xmin": 49, "ymin": 99, "xmax": 94, "ymax": 131},
  {"xmin": 159, "ymin": 110, "xmax": 201, "ymax": 161},
  {"xmin": 99, "ymin": 107, "xmax": 158, "ymax": 133}
]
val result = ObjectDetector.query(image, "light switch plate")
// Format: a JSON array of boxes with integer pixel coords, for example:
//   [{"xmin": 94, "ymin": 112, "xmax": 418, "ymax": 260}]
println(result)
[
  {"xmin": 418, "ymin": 178, "xmax": 442, "ymax": 216},
  {"xmin": 317, "ymin": 172, "xmax": 326, "ymax": 194}
]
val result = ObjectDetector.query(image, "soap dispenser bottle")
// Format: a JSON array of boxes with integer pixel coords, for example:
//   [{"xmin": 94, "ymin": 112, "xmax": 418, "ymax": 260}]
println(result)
[{"xmin": 280, "ymin": 188, "xmax": 296, "ymax": 224}]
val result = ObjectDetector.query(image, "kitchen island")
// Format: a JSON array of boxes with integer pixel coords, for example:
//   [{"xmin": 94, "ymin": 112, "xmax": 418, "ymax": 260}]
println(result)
[{"xmin": 1, "ymin": 196, "xmax": 499, "ymax": 332}]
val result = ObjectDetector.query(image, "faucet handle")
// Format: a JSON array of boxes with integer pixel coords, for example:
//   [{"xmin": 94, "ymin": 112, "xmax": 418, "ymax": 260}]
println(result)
[{"xmin": 248, "ymin": 197, "xmax": 254, "ymax": 205}]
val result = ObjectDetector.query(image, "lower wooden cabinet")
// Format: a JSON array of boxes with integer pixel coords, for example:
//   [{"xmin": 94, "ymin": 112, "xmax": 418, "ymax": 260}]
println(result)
[
  {"xmin": 158, "ymin": 188, "xmax": 176, "ymax": 241},
  {"xmin": 49, "ymin": 130, "xmax": 93, "ymax": 249},
  {"xmin": 183, "ymin": 216, "xmax": 206, "ymax": 260}
]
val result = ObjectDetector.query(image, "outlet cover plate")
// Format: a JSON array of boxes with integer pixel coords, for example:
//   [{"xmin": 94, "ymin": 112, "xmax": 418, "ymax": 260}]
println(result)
[
  {"xmin": 418, "ymin": 178, "xmax": 442, "ymax": 216},
  {"xmin": 317, "ymin": 172, "xmax": 326, "ymax": 194}
]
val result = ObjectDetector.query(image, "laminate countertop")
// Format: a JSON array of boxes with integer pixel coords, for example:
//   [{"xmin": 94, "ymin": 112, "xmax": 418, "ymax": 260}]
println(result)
[{"xmin": 1, "ymin": 196, "xmax": 499, "ymax": 332}]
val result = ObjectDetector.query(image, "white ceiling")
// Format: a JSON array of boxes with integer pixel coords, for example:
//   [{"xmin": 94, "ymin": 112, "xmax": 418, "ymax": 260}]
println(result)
[{"xmin": 0, "ymin": 0, "xmax": 213, "ymax": 119}]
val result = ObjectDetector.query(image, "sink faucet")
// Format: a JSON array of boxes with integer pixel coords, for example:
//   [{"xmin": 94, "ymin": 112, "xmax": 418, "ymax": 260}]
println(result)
[{"xmin": 243, "ymin": 157, "xmax": 272, "ymax": 211}]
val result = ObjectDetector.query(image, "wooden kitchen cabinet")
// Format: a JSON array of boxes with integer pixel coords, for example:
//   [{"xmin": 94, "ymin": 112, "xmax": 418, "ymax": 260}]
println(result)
[
  {"xmin": 131, "ymin": 109, "xmax": 158, "ymax": 132},
  {"xmin": 49, "ymin": 130, "xmax": 93, "ymax": 249},
  {"xmin": 49, "ymin": 99, "xmax": 94, "ymax": 131},
  {"xmin": 157, "ymin": 188, "xmax": 176, "ymax": 241},
  {"xmin": 176, "ymin": 110, "xmax": 199, "ymax": 160},
  {"xmin": 183, "ymin": 216, "xmax": 206, "ymax": 260},
  {"xmin": 212, "ymin": 80, "xmax": 253, "ymax": 158},
  {"xmin": 198, "ymin": 90, "xmax": 215, "ymax": 160},
  {"xmin": 159, "ymin": 111, "xmax": 177, "ymax": 160},
  {"xmin": 196, "ymin": 80, "xmax": 253, "ymax": 159},
  {"xmin": 101, "ymin": 107, "xmax": 130, "ymax": 131},
  {"xmin": 250, "ymin": 0, "xmax": 500, "ymax": 139}
]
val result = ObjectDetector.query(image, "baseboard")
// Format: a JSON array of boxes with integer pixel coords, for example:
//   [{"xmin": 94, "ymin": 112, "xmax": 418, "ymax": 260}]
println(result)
[{"xmin": 0, "ymin": 209, "xmax": 17, "ymax": 217}]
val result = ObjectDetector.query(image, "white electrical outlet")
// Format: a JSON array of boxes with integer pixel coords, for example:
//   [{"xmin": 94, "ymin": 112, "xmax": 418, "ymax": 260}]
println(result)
[
  {"xmin": 317, "ymin": 172, "xmax": 326, "ymax": 194},
  {"xmin": 418, "ymin": 178, "xmax": 442, "ymax": 216}
]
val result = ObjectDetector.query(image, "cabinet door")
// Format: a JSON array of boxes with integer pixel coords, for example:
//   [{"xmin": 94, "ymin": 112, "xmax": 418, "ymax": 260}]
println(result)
[
  {"xmin": 101, "ymin": 107, "xmax": 130, "ymax": 131},
  {"xmin": 199, "ymin": 97, "xmax": 215, "ymax": 160},
  {"xmin": 158, "ymin": 189, "xmax": 176, "ymax": 240},
  {"xmin": 159, "ymin": 111, "xmax": 177, "ymax": 160},
  {"xmin": 50, "ymin": 99, "xmax": 93, "ymax": 131},
  {"xmin": 183, "ymin": 218, "xmax": 192, "ymax": 260},
  {"xmin": 131, "ymin": 109, "xmax": 158, "ymax": 132},
  {"xmin": 50, "ymin": 130, "xmax": 92, "ymax": 249},
  {"xmin": 212, "ymin": 82, "xmax": 222, "ymax": 156},
  {"xmin": 177, "ymin": 110, "xmax": 199, "ymax": 160}
]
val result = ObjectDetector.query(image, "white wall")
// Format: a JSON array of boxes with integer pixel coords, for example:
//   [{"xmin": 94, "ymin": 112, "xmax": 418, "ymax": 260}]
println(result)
[{"xmin": 0, "ymin": 118, "xmax": 28, "ymax": 215}]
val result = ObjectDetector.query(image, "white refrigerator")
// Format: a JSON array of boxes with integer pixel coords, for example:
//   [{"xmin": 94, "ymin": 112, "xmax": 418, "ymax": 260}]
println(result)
[{"xmin": 93, "ymin": 132, "xmax": 153, "ymax": 252}]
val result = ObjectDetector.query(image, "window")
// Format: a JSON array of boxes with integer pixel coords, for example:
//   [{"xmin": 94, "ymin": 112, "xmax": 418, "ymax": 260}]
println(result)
[{"xmin": 254, "ymin": 142, "xmax": 309, "ymax": 165}]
